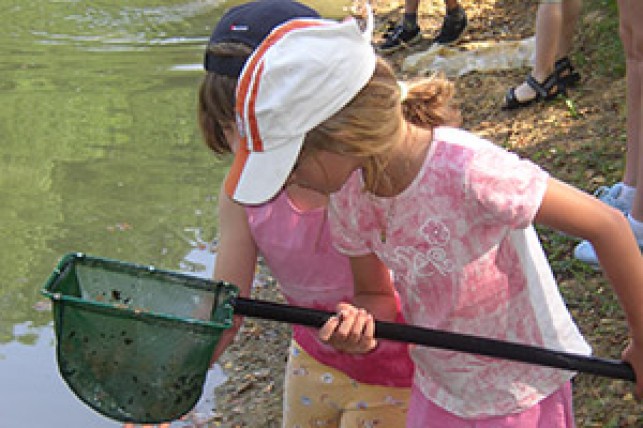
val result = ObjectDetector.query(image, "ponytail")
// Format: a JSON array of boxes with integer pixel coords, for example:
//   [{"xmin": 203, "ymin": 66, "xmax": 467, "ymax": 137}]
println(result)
[{"xmin": 400, "ymin": 74, "xmax": 461, "ymax": 129}]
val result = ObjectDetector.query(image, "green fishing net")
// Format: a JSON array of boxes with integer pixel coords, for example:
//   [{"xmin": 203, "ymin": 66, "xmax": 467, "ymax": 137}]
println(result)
[{"xmin": 41, "ymin": 253, "xmax": 235, "ymax": 424}]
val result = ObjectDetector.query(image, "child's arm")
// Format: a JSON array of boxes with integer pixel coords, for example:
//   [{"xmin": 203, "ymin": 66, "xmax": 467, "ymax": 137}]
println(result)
[
  {"xmin": 350, "ymin": 253, "xmax": 400, "ymax": 321},
  {"xmin": 209, "ymin": 185, "xmax": 258, "ymax": 364},
  {"xmin": 535, "ymin": 177, "xmax": 643, "ymax": 396},
  {"xmin": 319, "ymin": 252, "xmax": 397, "ymax": 353}
]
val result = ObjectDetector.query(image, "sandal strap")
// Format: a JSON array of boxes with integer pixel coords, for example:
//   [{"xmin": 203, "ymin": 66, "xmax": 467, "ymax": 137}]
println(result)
[
  {"xmin": 526, "ymin": 74, "xmax": 558, "ymax": 99},
  {"xmin": 555, "ymin": 56, "xmax": 573, "ymax": 74},
  {"xmin": 555, "ymin": 56, "xmax": 581, "ymax": 86}
]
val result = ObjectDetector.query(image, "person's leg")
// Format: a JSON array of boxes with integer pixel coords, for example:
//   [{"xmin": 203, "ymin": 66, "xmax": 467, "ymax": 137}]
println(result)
[
  {"xmin": 589, "ymin": 0, "xmax": 641, "ymax": 213},
  {"xmin": 620, "ymin": 0, "xmax": 641, "ymax": 188},
  {"xmin": 283, "ymin": 341, "xmax": 410, "ymax": 428},
  {"xmin": 622, "ymin": 65, "xmax": 641, "ymax": 191},
  {"xmin": 556, "ymin": 0, "xmax": 582, "ymax": 60},
  {"xmin": 511, "ymin": 1, "xmax": 563, "ymax": 103},
  {"xmin": 573, "ymin": 1, "xmax": 637, "ymax": 218},
  {"xmin": 630, "ymin": 56, "xmax": 643, "ymax": 239},
  {"xmin": 378, "ymin": 0, "xmax": 422, "ymax": 52},
  {"xmin": 533, "ymin": 1, "xmax": 562, "ymax": 80},
  {"xmin": 434, "ymin": 0, "xmax": 467, "ymax": 45},
  {"xmin": 282, "ymin": 342, "xmax": 340, "ymax": 427},
  {"xmin": 623, "ymin": 0, "xmax": 643, "ymax": 235},
  {"xmin": 550, "ymin": 0, "xmax": 583, "ymax": 88},
  {"xmin": 340, "ymin": 398, "xmax": 409, "ymax": 428},
  {"xmin": 401, "ymin": 0, "xmax": 421, "ymax": 29},
  {"xmin": 337, "ymin": 383, "xmax": 409, "ymax": 427},
  {"xmin": 445, "ymin": 0, "xmax": 460, "ymax": 12},
  {"xmin": 405, "ymin": 0, "xmax": 421, "ymax": 17},
  {"xmin": 574, "ymin": 0, "xmax": 643, "ymax": 265}
]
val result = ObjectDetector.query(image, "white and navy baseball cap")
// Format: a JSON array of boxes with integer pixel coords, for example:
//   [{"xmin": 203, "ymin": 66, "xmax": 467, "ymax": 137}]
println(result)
[{"xmin": 225, "ymin": 13, "xmax": 376, "ymax": 204}]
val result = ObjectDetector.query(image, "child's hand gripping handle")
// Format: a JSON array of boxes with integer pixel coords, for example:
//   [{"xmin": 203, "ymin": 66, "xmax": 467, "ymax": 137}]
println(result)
[{"xmin": 230, "ymin": 297, "xmax": 635, "ymax": 382}]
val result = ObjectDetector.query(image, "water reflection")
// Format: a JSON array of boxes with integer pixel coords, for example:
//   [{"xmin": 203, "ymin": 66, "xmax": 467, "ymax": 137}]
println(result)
[
  {"xmin": 0, "ymin": 0, "xmax": 349, "ymax": 425},
  {"xmin": 0, "ymin": 322, "xmax": 121, "ymax": 427}
]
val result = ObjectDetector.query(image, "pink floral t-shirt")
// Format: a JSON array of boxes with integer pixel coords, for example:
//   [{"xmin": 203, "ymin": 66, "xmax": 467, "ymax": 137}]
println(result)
[{"xmin": 330, "ymin": 127, "xmax": 591, "ymax": 418}]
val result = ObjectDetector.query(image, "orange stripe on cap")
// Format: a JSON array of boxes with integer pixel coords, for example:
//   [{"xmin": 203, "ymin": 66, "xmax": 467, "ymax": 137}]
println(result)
[
  {"xmin": 247, "ymin": 61, "xmax": 264, "ymax": 152},
  {"xmin": 235, "ymin": 18, "xmax": 326, "ymax": 152},
  {"xmin": 224, "ymin": 144, "xmax": 250, "ymax": 198}
]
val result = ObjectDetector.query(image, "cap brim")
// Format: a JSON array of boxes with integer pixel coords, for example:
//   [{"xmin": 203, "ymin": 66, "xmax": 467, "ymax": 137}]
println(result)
[{"xmin": 225, "ymin": 136, "xmax": 303, "ymax": 204}]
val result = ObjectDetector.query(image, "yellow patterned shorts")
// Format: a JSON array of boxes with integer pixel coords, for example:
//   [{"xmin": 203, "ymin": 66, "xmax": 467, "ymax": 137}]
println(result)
[{"xmin": 283, "ymin": 341, "xmax": 410, "ymax": 428}]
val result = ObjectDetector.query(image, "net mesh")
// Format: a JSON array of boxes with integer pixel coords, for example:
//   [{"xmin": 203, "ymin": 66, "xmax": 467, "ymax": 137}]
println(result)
[{"xmin": 41, "ymin": 253, "xmax": 235, "ymax": 424}]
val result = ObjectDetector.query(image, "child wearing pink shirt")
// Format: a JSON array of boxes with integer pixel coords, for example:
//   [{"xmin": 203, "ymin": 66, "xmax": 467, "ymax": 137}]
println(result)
[
  {"xmin": 198, "ymin": 2, "xmax": 412, "ymax": 427},
  {"xmin": 223, "ymin": 11, "xmax": 643, "ymax": 428}
]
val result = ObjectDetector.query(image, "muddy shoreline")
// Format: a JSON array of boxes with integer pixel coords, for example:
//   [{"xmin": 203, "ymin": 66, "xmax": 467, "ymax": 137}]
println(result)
[{"xmin": 211, "ymin": 273, "xmax": 290, "ymax": 428}]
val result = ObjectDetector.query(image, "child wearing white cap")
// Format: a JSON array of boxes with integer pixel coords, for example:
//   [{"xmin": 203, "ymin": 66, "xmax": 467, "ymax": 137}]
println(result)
[
  {"xmin": 198, "ymin": 2, "xmax": 412, "ymax": 427},
  {"xmin": 225, "ymin": 10, "xmax": 643, "ymax": 428}
]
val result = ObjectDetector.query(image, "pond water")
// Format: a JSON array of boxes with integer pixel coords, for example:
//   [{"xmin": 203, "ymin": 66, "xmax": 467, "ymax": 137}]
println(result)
[{"xmin": 0, "ymin": 0, "xmax": 348, "ymax": 426}]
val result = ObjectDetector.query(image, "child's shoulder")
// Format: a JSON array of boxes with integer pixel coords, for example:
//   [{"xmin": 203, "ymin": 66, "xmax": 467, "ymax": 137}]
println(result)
[
  {"xmin": 433, "ymin": 126, "xmax": 490, "ymax": 147},
  {"xmin": 428, "ymin": 126, "xmax": 527, "ymax": 177}
]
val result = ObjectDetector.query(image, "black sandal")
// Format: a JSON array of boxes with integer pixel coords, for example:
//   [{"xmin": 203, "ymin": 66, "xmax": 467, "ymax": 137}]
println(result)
[
  {"xmin": 555, "ymin": 56, "xmax": 581, "ymax": 88},
  {"xmin": 502, "ymin": 73, "xmax": 564, "ymax": 110}
]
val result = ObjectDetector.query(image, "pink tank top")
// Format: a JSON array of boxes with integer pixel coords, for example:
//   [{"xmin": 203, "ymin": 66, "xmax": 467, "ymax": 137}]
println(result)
[{"xmin": 245, "ymin": 191, "xmax": 413, "ymax": 387}]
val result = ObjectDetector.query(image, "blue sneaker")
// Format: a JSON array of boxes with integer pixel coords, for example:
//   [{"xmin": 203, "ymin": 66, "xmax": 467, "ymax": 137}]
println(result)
[
  {"xmin": 574, "ymin": 236, "xmax": 643, "ymax": 267},
  {"xmin": 593, "ymin": 182, "xmax": 631, "ymax": 214},
  {"xmin": 573, "ymin": 240, "xmax": 600, "ymax": 267}
]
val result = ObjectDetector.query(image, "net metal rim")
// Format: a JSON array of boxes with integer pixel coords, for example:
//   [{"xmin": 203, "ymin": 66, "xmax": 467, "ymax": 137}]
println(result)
[{"xmin": 41, "ymin": 252, "xmax": 236, "ymax": 331}]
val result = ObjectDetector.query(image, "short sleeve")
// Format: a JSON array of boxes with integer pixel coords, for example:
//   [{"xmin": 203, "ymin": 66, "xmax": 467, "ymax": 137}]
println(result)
[{"xmin": 467, "ymin": 139, "xmax": 549, "ymax": 229}]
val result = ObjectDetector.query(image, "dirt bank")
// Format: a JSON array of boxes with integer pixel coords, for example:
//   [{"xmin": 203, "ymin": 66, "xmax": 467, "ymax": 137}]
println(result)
[{"xmin": 207, "ymin": 1, "xmax": 642, "ymax": 426}]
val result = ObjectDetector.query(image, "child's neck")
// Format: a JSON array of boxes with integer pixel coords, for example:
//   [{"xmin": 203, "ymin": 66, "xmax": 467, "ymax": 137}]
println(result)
[
  {"xmin": 286, "ymin": 184, "xmax": 328, "ymax": 211},
  {"xmin": 372, "ymin": 124, "xmax": 432, "ymax": 197}
]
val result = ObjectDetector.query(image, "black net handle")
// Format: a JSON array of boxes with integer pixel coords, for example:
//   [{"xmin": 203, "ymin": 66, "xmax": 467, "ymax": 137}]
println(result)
[{"xmin": 231, "ymin": 297, "xmax": 635, "ymax": 382}]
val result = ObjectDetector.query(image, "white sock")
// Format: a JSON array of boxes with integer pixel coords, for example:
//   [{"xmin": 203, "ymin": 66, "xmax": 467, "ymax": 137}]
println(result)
[
  {"xmin": 619, "ymin": 184, "xmax": 636, "ymax": 208},
  {"xmin": 627, "ymin": 213, "xmax": 643, "ymax": 245}
]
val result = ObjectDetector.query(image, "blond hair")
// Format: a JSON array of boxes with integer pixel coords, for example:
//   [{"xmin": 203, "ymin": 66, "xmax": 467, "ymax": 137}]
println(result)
[{"xmin": 304, "ymin": 57, "xmax": 461, "ymax": 192}]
